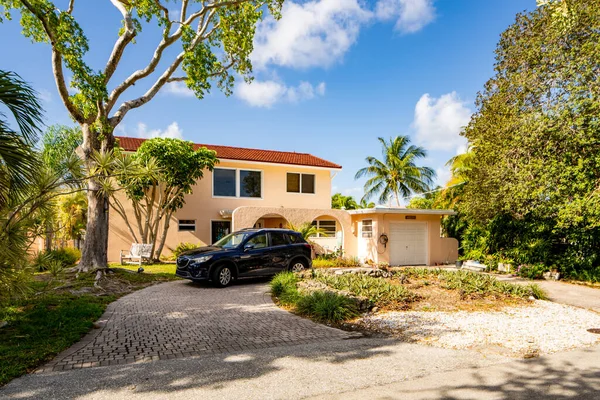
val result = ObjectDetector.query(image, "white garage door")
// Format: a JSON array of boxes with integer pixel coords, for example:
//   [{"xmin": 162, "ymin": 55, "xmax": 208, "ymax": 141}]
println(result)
[{"xmin": 389, "ymin": 222, "xmax": 428, "ymax": 266}]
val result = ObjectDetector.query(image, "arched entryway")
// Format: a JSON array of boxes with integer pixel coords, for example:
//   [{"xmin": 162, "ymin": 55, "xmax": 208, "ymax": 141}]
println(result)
[
  {"xmin": 309, "ymin": 214, "xmax": 344, "ymax": 255},
  {"xmin": 252, "ymin": 213, "xmax": 289, "ymax": 229}
]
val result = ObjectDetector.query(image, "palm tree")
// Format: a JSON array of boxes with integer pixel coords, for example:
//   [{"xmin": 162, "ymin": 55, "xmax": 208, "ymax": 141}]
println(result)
[
  {"xmin": 359, "ymin": 198, "xmax": 375, "ymax": 209},
  {"xmin": 437, "ymin": 149, "xmax": 474, "ymax": 209},
  {"xmin": 355, "ymin": 136, "xmax": 435, "ymax": 206},
  {"xmin": 0, "ymin": 70, "xmax": 43, "ymax": 208},
  {"xmin": 331, "ymin": 193, "xmax": 359, "ymax": 210},
  {"xmin": 286, "ymin": 221, "xmax": 325, "ymax": 240}
]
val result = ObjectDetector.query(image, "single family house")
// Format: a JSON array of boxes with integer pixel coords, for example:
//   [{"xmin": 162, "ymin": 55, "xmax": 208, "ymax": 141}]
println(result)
[{"xmin": 109, "ymin": 136, "xmax": 458, "ymax": 265}]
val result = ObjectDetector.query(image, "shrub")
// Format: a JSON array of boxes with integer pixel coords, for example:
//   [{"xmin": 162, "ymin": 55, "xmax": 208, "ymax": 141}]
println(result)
[
  {"xmin": 34, "ymin": 248, "xmax": 81, "ymax": 270},
  {"xmin": 312, "ymin": 257, "xmax": 362, "ymax": 269},
  {"xmin": 516, "ymin": 263, "xmax": 547, "ymax": 280},
  {"xmin": 270, "ymin": 272, "xmax": 298, "ymax": 297},
  {"xmin": 296, "ymin": 291, "xmax": 358, "ymax": 322},
  {"xmin": 48, "ymin": 247, "xmax": 81, "ymax": 267},
  {"xmin": 312, "ymin": 271, "xmax": 416, "ymax": 307},
  {"xmin": 172, "ymin": 242, "xmax": 201, "ymax": 258}
]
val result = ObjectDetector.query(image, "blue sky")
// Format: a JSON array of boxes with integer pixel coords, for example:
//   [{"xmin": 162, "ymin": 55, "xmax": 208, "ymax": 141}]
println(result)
[{"xmin": 1, "ymin": 0, "xmax": 536, "ymax": 204}]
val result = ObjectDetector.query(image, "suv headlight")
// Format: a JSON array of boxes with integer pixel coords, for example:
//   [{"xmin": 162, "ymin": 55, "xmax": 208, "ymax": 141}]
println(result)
[{"xmin": 191, "ymin": 255, "xmax": 212, "ymax": 264}]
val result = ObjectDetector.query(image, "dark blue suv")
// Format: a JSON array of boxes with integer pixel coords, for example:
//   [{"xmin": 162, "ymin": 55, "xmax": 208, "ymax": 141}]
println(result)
[{"xmin": 175, "ymin": 228, "xmax": 312, "ymax": 287}]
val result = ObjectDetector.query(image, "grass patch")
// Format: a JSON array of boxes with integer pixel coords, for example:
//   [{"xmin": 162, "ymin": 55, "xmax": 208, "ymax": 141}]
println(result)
[
  {"xmin": 109, "ymin": 262, "xmax": 177, "ymax": 276},
  {"xmin": 0, "ymin": 294, "xmax": 110, "ymax": 385},
  {"xmin": 0, "ymin": 267, "xmax": 178, "ymax": 386}
]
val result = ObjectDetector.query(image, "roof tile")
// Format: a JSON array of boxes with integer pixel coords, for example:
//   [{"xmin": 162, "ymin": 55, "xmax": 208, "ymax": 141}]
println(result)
[{"xmin": 115, "ymin": 136, "xmax": 342, "ymax": 169}]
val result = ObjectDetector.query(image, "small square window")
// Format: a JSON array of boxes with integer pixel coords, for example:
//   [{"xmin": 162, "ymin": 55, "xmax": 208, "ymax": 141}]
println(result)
[
  {"xmin": 362, "ymin": 220, "xmax": 373, "ymax": 238},
  {"xmin": 287, "ymin": 173, "xmax": 300, "ymax": 193},
  {"xmin": 301, "ymin": 174, "xmax": 315, "ymax": 194},
  {"xmin": 178, "ymin": 219, "xmax": 196, "ymax": 232},
  {"xmin": 240, "ymin": 170, "xmax": 262, "ymax": 198}
]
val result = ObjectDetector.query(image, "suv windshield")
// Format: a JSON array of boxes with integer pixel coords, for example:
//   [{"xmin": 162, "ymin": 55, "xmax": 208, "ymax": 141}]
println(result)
[{"xmin": 213, "ymin": 232, "xmax": 251, "ymax": 249}]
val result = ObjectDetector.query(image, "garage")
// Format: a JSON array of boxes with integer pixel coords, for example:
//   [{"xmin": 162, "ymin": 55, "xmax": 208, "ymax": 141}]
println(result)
[{"xmin": 389, "ymin": 222, "xmax": 428, "ymax": 266}]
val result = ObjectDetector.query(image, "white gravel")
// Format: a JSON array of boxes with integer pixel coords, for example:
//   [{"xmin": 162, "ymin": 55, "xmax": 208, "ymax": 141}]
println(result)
[{"xmin": 361, "ymin": 301, "xmax": 600, "ymax": 357}]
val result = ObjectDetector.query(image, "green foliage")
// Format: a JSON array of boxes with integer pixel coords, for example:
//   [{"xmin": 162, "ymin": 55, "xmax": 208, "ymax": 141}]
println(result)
[
  {"xmin": 356, "ymin": 136, "xmax": 435, "ymax": 206},
  {"xmin": 131, "ymin": 138, "xmax": 217, "ymax": 211},
  {"xmin": 172, "ymin": 242, "xmax": 201, "ymax": 258},
  {"xmin": 312, "ymin": 257, "xmax": 362, "ymax": 268},
  {"xmin": 295, "ymin": 291, "xmax": 358, "ymax": 322},
  {"xmin": 407, "ymin": 196, "xmax": 434, "ymax": 209},
  {"xmin": 312, "ymin": 271, "xmax": 416, "ymax": 307},
  {"xmin": 0, "ymin": 294, "xmax": 108, "ymax": 386},
  {"xmin": 286, "ymin": 221, "xmax": 325, "ymax": 240},
  {"xmin": 40, "ymin": 125, "xmax": 83, "ymax": 181},
  {"xmin": 456, "ymin": 0, "xmax": 600, "ymax": 280},
  {"xmin": 331, "ymin": 193, "xmax": 359, "ymax": 210},
  {"xmin": 516, "ymin": 264, "xmax": 548, "ymax": 280},
  {"xmin": 269, "ymin": 271, "xmax": 299, "ymax": 298},
  {"xmin": 44, "ymin": 247, "xmax": 81, "ymax": 269},
  {"xmin": 400, "ymin": 268, "xmax": 547, "ymax": 300}
]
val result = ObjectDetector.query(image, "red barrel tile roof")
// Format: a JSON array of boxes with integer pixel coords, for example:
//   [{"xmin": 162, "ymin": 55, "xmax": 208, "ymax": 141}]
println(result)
[{"xmin": 115, "ymin": 136, "xmax": 342, "ymax": 169}]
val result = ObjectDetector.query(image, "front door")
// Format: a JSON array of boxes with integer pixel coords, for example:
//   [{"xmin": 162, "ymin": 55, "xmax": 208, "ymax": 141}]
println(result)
[{"xmin": 211, "ymin": 221, "xmax": 231, "ymax": 244}]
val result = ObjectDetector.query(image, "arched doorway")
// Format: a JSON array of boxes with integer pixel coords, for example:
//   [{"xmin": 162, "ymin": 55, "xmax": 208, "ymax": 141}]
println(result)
[
  {"xmin": 252, "ymin": 213, "xmax": 289, "ymax": 229},
  {"xmin": 309, "ymin": 214, "xmax": 344, "ymax": 255}
]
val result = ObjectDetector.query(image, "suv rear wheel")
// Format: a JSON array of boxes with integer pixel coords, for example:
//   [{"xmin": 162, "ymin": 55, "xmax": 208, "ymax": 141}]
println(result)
[
  {"xmin": 212, "ymin": 264, "xmax": 233, "ymax": 287},
  {"xmin": 290, "ymin": 259, "xmax": 308, "ymax": 273}
]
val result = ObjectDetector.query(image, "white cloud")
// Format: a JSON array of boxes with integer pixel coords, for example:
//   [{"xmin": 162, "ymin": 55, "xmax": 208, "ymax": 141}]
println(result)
[
  {"xmin": 135, "ymin": 122, "xmax": 184, "ymax": 139},
  {"xmin": 375, "ymin": 0, "xmax": 436, "ymax": 33},
  {"xmin": 163, "ymin": 81, "xmax": 195, "ymax": 97},
  {"xmin": 252, "ymin": 0, "xmax": 437, "ymax": 70},
  {"xmin": 412, "ymin": 92, "xmax": 471, "ymax": 152},
  {"xmin": 236, "ymin": 79, "xmax": 326, "ymax": 108},
  {"xmin": 252, "ymin": 0, "xmax": 371, "ymax": 70}
]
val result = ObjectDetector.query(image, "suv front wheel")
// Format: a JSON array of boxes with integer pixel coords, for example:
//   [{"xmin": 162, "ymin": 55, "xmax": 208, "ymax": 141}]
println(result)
[{"xmin": 212, "ymin": 264, "xmax": 233, "ymax": 288}]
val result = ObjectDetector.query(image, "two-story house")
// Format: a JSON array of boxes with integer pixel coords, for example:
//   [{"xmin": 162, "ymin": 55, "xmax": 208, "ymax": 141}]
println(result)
[{"xmin": 108, "ymin": 137, "xmax": 458, "ymax": 265}]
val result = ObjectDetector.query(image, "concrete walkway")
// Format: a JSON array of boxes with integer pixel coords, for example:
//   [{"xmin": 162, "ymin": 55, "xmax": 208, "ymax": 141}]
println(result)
[{"xmin": 496, "ymin": 276, "xmax": 600, "ymax": 312}]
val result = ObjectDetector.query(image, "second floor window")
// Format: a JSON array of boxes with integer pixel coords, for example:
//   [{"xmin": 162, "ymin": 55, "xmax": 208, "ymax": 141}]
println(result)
[
  {"xmin": 287, "ymin": 173, "xmax": 315, "ymax": 194},
  {"xmin": 213, "ymin": 168, "xmax": 262, "ymax": 198}
]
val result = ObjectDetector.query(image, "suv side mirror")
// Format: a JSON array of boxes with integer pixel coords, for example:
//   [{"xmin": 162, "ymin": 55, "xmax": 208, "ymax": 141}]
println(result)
[{"xmin": 244, "ymin": 243, "xmax": 255, "ymax": 252}]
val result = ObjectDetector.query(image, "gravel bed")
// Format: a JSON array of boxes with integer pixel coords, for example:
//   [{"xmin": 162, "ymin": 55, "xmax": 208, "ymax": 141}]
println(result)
[{"xmin": 361, "ymin": 301, "xmax": 600, "ymax": 357}]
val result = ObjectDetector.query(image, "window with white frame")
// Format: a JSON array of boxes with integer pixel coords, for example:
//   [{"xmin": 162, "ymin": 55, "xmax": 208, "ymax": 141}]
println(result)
[
  {"xmin": 310, "ymin": 220, "xmax": 336, "ymax": 237},
  {"xmin": 361, "ymin": 220, "xmax": 373, "ymax": 237},
  {"xmin": 213, "ymin": 168, "xmax": 262, "ymax": 198},
  {"xmin": 287, "ymin": 173, "xmax": 315, "ymax": 194},
  {"xmin": 178, "ymin": 219, "xmax": 196, "ymax": 232}
]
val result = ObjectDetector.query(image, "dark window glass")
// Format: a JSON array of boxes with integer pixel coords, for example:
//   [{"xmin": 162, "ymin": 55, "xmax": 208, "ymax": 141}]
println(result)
[
  {"xmin": 289, "ymin": 234, "xmax": 301, "ymax": 243},
  {"xmin": 287, "ymin": 173, "xmax": 300, "ymax": 193},
  {"xmin": 270, "ymin": 232, "xmax": 289, "ymax": 247},
  {"xmin": 240, "ymin": 170, "xmax": 262, "ymax": 198},
  {"xmin": 319, "ymin": 220, "xmax": 336, "ymax": 237},
  {"xmin": 214, "ymin": 168, "xmax": 236, "ymax": 197},
  {"xmin": 178, "ymin": 220, "xmax": 196, "ymax": 232},
  {"xmin": 246, "ymin": 233, "xmax": 267, "ymax": 249},
  {"xmin": 301, "ymin": 174, "xmax": 315, "ymax": 194},
  {"xmin": 211, "ymin": 221, "xmax": 231, "ymax": 243}
]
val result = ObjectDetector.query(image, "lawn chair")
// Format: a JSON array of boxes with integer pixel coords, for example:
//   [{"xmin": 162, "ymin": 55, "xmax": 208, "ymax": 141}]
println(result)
[{"xmin": 120, "ymin": 243, "xmax": 153, "ymax": 266}]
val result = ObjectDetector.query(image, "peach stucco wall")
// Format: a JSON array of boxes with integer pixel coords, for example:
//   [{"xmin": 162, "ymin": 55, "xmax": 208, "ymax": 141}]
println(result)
[
  {"xmin": 107, "ymin": 159, "xmax": 336, "ymax": 261},
  {"xmin": 351, "ymin": 213, "xmax": 458, "ymax": 265}
]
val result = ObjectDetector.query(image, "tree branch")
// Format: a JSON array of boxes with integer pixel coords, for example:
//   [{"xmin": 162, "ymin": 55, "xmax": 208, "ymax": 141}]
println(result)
[
  {"xmin": 104, "ymin": 0, "xmax": 137, "ymax": 84},
  {"xmin": 109, "ymin": 14, "xmax": 219, "ymax": 126},
  {"xmin": 20, "ymin": 0, "xmax": 84, "ymax": 123},
  {"xmin": 67, "ymin": 0, "xmax": 75, "ymax": 14},
  {"xmin": 105, "ymin": 6, "xmax": 210, "ymax": 114}
]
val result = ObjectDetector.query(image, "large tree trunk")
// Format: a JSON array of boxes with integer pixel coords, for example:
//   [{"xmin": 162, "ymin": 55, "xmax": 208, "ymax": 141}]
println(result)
[
  {"xmin": 78, "ymin": 123, "xmax": 114, "ymax": 271},
  {"xmin": 154, "ymin": 210, "xmax": 173, "ymax": 260}
]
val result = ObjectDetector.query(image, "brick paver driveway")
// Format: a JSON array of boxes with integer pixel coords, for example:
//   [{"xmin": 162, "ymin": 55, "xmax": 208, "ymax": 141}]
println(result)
[{"xmin": 40, "ymin": 280, "xmax": 353, "ymax": 372}]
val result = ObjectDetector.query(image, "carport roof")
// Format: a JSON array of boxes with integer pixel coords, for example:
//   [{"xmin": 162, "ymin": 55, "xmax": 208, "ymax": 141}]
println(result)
[{"xmin": 347, "ymin": 206, "xmax": 456, "ymax": 216}]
